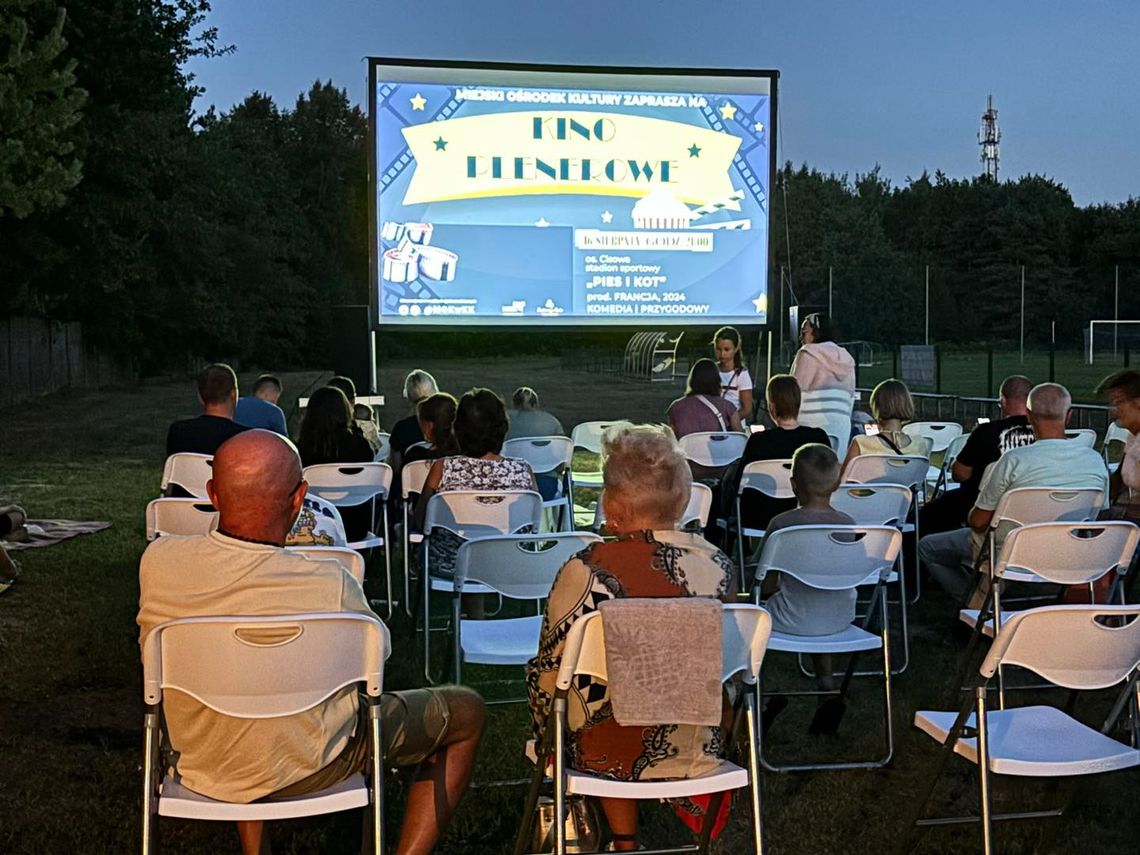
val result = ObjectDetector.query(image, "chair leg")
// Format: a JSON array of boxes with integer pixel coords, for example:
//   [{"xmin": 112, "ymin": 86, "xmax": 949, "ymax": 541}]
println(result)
[
  {"xmin": 422, "ymin": 551, "xmax": 435, "ymax": 685},
  {"xmin": 553, "ymin": 700, "xmax": 568, "ymax": 855},
  {"xmin": 880, "ymin": 604, "xmax": 895, "ymax": 766},
  {"xmin": 744, "ymin": 689, "xmax": 765, "ymax": 855},
  {"xmin": 975, "ymin": 687, "xmax": 994, "ymax": 855},
  {"xmin": 382, "ymin": 507, "xmax": 393, "ymax": 620},
  {"xmin": 141, "ymin": 710, "xmax": 160, "ymax": 855},
  {"xmin": 368, "ymin": 698, "xmax": 385, "ymax": 855},
  {"xmin": 452, "ymin": 596, "xmax": 463, "ymax": 684}
]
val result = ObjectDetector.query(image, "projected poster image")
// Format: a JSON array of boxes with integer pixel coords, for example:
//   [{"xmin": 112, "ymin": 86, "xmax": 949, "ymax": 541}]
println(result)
[{"xmin": 374, "ymin": 66, "xmax": 772, "ymax": 325}]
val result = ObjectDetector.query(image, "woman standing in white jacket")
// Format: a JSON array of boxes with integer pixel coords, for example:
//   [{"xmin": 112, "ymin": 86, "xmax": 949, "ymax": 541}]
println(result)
[{"xmin": 791, "ymin": 313, "xmax": 856, "ymax": 393}]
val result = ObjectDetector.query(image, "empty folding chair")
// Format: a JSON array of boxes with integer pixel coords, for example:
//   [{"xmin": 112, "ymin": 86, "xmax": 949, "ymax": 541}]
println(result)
[
  {"xmin": 754, "ymin": 524, "xmax": 903, "ymax": 771},
  {"xmin": 830, "ymin": 483, "xmax": 914, "ymax": 673},
  {"xmin": 903, "ymin": 421, "xmax": 963, "ymax": 454},
  {"xmin": 1064, "ymin": 428, "xmax": 1097, "ymax": 448},
  {"xmin": 503, "ymin": 436, "xmax": 575, "ymax": 531},
  {"xmin": 145, "ymin": 497, "xmax": 218, "ymax": 541},
  {"xmin": 720, "ymin": 459, "xmax": 794, "ymax": 587},
  {"xmin": 420, "ymin": 489, "xmax": 543, "ymax": 682},
  {"xmin": 843, "ymin": 453, "xmax": 929, "ymax": 602},
  {"xmin": 678, "ymin": 431, "xmax": 748, "ymax": 472},
  {"xmin": 907, "ymin": 604, "xmax": 1140, "ymax": 855},
  {"xmin": 399, "ymin": 459, "xmax": 434, "ymax": 618},
  {"xmin": 160, "ymin": 452, "xmax": 214, "ymax": 498},
  {"xmin": 304, "ymin": 462, "xmax": 393, "ymax": 616},
  {"xmin": 286, "ymin": 545, "xmax": 367, "ymax": 585},
  {"xmin": 141, "ymin": 612, "xmax": 389, "ymax": 855},
  {"xmin": 569, "ymin": 420, "xmax": 631, "ymax": 491},
  {"xmin": 930, "ymin": 432, "xmax": 970, "ymax": 499},
  {"xmin": 514, "ymin": 603, "xmax": 772, "ymax": 855},
  {"xmin": 451, "ymin": 532, "xmax": 601, "ymax": 692},
  {"xmin": 1103, "ymin": 421, "xmax": 1132, "ymax": 474}
]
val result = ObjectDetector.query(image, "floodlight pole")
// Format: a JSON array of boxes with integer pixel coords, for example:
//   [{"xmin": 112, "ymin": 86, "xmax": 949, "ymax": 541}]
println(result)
[
  {"xmin": 1019, "ymin": 266, "xmax": 1025, "ymax": 365},
  {"xmin": 828, "ymin": 267, "xmax": 833, "ymax": 318},
  {"xmin": 925, "ymin": 265, "xmax": 930, "ymax": 345},
  {"xmin": 1114, "ymin": 265, "xmax": 1120, "ymax": 359}
]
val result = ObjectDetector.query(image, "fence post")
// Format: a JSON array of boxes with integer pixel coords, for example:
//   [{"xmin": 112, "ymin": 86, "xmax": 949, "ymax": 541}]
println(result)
[
  {"xmin": 935, "ymin": 345, "xmax": 942, "ymax": 394},
  {"xmin": 986, "ymin": 347, "xmax": 994, "ymax": 398}
]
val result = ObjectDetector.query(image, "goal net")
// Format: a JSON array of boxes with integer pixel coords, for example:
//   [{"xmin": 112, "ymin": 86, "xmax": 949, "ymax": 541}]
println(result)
[{"xmin": 1086, "ymin": 320, "xmax": 1140, "ymax": 364}]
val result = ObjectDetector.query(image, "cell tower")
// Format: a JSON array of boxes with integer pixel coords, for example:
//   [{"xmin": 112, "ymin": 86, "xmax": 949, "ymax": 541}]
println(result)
[{"xmin": 979, "ymin": 94, "xmax": 1000, "ymax": 181}]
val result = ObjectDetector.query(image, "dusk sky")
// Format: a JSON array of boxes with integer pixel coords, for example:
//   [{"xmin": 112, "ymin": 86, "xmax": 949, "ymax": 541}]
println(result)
[{"xmin": 187, "ymin": 1, "xmax": 1139, "ymax": 207}]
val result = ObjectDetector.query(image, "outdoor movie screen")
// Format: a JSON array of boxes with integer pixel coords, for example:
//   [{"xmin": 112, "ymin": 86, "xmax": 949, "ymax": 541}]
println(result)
[{"xmin": 370, "ymin": 60, "xmax": 775, "ymax": 326}]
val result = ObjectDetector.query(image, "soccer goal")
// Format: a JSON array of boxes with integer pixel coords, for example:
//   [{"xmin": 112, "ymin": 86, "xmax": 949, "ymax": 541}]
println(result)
[{"xmin": 1087, "ymin": 320, "xmax": 1140, "ymax": 364}]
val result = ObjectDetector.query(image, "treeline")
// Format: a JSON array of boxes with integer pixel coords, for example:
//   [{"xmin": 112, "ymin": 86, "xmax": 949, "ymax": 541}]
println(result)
[{"xmin": 3, "ymin": 3, "xmax": 1138, "ymax": 374}]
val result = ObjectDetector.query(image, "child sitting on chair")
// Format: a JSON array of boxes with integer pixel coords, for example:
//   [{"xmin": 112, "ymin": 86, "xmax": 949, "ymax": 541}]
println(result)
[{"xmin": 760, "ymin": 443, "xmax": 855, "ymax": 735}]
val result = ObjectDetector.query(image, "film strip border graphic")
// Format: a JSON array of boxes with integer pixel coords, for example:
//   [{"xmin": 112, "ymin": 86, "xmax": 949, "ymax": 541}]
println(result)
[{"xmin": 697, "ymin": 99, "xmax": 767, "ymax": 215}]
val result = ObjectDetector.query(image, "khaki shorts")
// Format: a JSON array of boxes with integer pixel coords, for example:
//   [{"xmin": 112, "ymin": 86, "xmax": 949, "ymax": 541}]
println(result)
[{"xmin": 272, "ymin": 688, "xmax": 452, "ymax": 798}]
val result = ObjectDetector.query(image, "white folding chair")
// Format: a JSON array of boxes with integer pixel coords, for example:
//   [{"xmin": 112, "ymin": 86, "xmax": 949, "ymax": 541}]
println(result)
[
  {"xmin": 720, "ymin": 459, "xmax": 794, "ymax": 588},
  {"xmin": 590, "ymin": 482, "xmax": 714, "ymax": 534},
  {"xmin": 569, "ymin": 420, "xmax": 631, "ymax": 490},
  {"xmin": 843, "ymin": 453, "xmax": 929, "ymax": 602},
  {"xmin": 374, "ymin": 432, "xmax": 391, "ymax": 464},
  {"xmin": 503, "ymin": 436, "xmax": 574, "ymax": 531},
  {"xmin": 286, "ymin": 545, "xmax": 367, "ymax": 585},
  {"xmin": 754, "ymin": 524, "xmax": 903, "ymax": 771},
  {"xmin": 304, "ymin": 462, "xmax": 393, "ymax": 616},
  {"xmin": 451, "ymin": 532, "xmax": 600, "ymax": 692},
  {"xmin": 903, "ymin": 421, "xmax": 964, "ymax": 453},
  {"xmin": 678, "ymin": 431, "xmax": 748, "ymax": 471},
  {"xmin": 400, "ymin": 459, "xmax": 434, "ymax": 619},
  {"xmin": 908, "ymin": 605, "xmax": 1140, "ymax": 855},
  {"xmin": 930, "ymin": 432, "xmax": 970, "ymax": 498},
  {"xmin": 420, "ymin": 490, "xmax": 543, "ymax": 682},
  {"xmin": 798, "ymin": 389, "xmax": 855, "ymax": 463},
  {"xmin": 140, "ymin": 612, "xmax": 389, "ymax": 855},
  {"xmin": 958, "ymin": 521, "xmax": 1139, "ymax": 706},
  {"xmin": 515, "ymin": 603, "xmax": 772, "ymax": 855},
  {"xmin": 160, "ymin": 452, "xmax": 214, "ymax": 498},
  {"xmin": 1103, "ymin": 421, "xmax": 1132, "ymax": 474},
  {"xmin": 145, "ymin": 497, "xmax": 218, "ymax": 541},
  {"xmin": 830, "ymin": 483, "xmax": 915, "ymax": 674},
  {"xmin": 1064, "ymin": 428, "xmax": 1097, "ymax": 448}
]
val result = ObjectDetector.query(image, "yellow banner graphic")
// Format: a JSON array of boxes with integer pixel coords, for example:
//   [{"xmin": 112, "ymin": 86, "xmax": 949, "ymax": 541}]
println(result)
[{"xmin": 401, "ymin": 111, "xmax": 740, "ymax": 206}]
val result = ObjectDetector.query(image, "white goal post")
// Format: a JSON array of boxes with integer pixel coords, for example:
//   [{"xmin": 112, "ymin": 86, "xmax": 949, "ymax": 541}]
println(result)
[{"xmin": 1087, "ymin": 320, "xmax": 1140, "ymax": 364}]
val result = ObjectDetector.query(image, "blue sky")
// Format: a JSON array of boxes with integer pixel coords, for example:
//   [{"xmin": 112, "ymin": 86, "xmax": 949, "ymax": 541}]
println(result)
[{"xmin": 187, "ymin": 1, "xmax": 1139, "ymax": 206}]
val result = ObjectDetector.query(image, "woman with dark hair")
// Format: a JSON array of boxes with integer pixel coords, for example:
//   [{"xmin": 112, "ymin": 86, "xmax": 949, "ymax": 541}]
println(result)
[
  {"xmin": 790, "ymin": 313, "xmax": 856, "ymax": 393},
  {"xmin": 296, "ymin": 386, "xmax": 375, "ymax": 542},
  {"xmin": 415, "ymin": 388, "xmax": 537, "ymax": 578},
  {"xmin": 403, "ymin": 393, "xmax": 459, "ymax": 465},
  {"xmin": 666, "ymin": 358, "xmax": 742, "ymax": 439},
  {"xmin": 712, "ymin": 326, "xmax": 754, "ymax": 424}
]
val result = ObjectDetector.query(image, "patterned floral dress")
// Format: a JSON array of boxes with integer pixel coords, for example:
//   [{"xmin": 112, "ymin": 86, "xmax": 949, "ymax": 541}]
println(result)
[
  {"xmin": 526, "ymin": 530, "xmax": 736, "ymax": 780},
  {"xmin": 426, "ymin": 455, "xmax": 536, "ymax": 578}
]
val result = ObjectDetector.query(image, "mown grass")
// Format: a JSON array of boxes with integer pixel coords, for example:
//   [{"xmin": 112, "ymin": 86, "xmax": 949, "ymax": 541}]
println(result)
[{"xmin": 1, "ymin": 360, "xmax": 1137, "ymax": 854}]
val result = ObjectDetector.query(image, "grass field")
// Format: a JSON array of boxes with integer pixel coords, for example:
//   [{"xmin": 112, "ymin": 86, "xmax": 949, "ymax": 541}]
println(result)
[{"xmin": 1, "ymin": 358, "xmax": 1137, "ymax": 854}]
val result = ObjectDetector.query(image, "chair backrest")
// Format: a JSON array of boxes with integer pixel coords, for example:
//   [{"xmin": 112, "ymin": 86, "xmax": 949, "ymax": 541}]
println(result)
[
  {"xmin": 592, "ymin": 482, "xmax": 715, "ymax": 532},
  {"xmin": 375, "ymin": 432, "xmax": 391, "ymax": 463},
  {"xmin": 160, "ymin": 453, "xmax": 214, "ymax": 498},
  {"xmin": 738, "ymin": 459, "xmax": 795, "ymax": 500},
  {"xmin": 571, "ymin": 420, "xmax": 633, "ymax": 455},
  {"xmin": 502, "ymin": 436, "xmax": 574, "ymax": 477},
  {"xmin": 989, "ymin": 486, "xmax": 1104, "ymax": 530},
  {"xmin": 454, "ymin": 532, "xmax": 601, "ymax": 599},
  {"xmin": 993, "ymin": 521, "xmax": 1139, "ymax": 585},
  {"xmin": 286, "ymin": 545, "xmax": 367, "ymax": 584},
  {"xmin": 146, "ymin": 497, "xmax": 218, "ymax": 541},
  {"xmin": 303, "ymin": 462, "xmax": 393, "ymax": 506},
  {"xmin": 1064, "ymin": 428, "xmax": 1097, "ymax": 448},
  {"xmin": 798, "ymin": 389, "xmax": 855, "ymax": 460},
  {"xmin": 755, "ymin": 524, "xmax": 903, "ymax": 590},
  {"xmin": 831, "ymin": 483, "xmax": 912, "ymax": 527},
  {"xmin": 1103, "ymin": 421, "xmax": 1132, "ymax": 466},
  {"xmin": 423, "ymin": 490, "xmax": 544, "ymax": 539},
  {"xmin": 678, "ymin": 431, "xmax": 748, "ymax": 469},
  {"xmin": 943, "ymin": 433, "xmax": 970, "ymax": 469},
  {"xmin": 401, "ymin": 459, "xmax": 434, "ymax": 500},
  {"xmin": 141, "ymin": 613, "xmax": 388, "ymax": 711},
  {"xmin": 554, "ymin": 603, "xmax": 772, "ymax": 691},
  {"xmin": 843, "ymin": 453, "xmax": 929, "ymax": 492},
  {"xmin": 980, "ymin": 604, "xmax": 1140, "ymax": 690},
  {"xmin": 902, "ymin": 421, "xmax": 964, "ymax": 453}
]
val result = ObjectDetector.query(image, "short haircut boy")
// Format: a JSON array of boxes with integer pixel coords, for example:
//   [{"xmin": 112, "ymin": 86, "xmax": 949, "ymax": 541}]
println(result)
[{"xmin": 791, "ymin": 443, "xmax": 841, "ymax": 498}]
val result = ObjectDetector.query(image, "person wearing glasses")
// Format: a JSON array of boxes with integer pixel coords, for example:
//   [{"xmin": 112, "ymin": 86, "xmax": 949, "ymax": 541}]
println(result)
[{"xmin": 790, "ymin": 313, "xmax": 855, "ymax": 394}]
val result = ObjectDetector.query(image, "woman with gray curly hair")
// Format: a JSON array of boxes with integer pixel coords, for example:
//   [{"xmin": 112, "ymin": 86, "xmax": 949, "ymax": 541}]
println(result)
[{"xmin": 526, "ymin": 424, "xmax": 736, "ymax": 851}]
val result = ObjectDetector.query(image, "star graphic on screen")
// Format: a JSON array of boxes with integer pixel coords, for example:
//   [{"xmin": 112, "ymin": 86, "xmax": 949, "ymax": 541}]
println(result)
[
  {"xmin": 719, "ymin": 101, "xmax": 737, "ymax": 121},
  {"xmin": 410, "ymin": 92, "xmax": 427, "ymax": 111},
  {"xmin": 752, "ymin": 293, "xmax": 767, "ymax": 313},
  {"xmin": 601, "ymin": 210, "xmax": 613, "ymax": 223},
  {"xmin": 688, "ymin": 143, "xmax": 701, "ymax": 158},
  {"xmin": 753, "ymin": 121, "xmax": 765, "ymax": 133},
  {"xmin": 434, "ymin": 137, "xmax": 448, "ymax": 151},
  {"xmin": 535, "ymin": 217, "xmax": 550, "ymax": 227}
]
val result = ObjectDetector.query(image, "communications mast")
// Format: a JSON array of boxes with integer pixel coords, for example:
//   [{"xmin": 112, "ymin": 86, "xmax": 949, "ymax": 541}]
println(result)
[{"xmin": 979, "ymin": 94, "xmax": 1000, "ymax": 181}]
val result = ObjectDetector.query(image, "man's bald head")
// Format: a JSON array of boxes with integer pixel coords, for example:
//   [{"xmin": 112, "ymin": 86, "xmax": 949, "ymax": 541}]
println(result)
[{"xmin": 208, "ymin": 430, "xmax": 306, "ymax": 541}]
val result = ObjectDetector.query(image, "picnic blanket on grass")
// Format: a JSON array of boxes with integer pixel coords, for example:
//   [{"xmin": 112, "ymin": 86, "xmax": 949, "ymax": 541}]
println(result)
[{"xmin": 5, "ymin": 519, "xmax": 111, "ymax": 551}]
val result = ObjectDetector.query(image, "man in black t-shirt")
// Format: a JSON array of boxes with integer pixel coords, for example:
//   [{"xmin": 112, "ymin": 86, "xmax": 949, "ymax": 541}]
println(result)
[
  {"xmin": 165, "ymin": 363, "xmax": 249, "ymax": 458},
  {"xmin": 919, "ymin": 375, "xmax": 1035, "ymax": 534}
]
